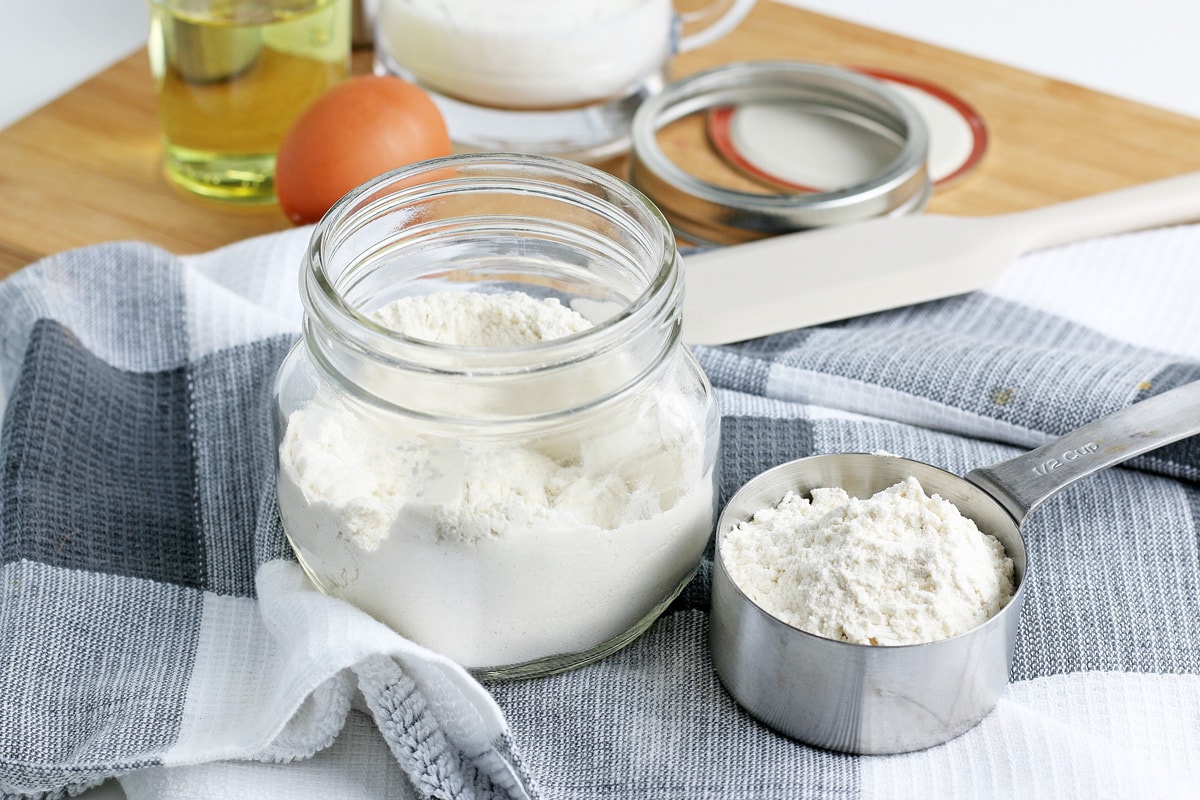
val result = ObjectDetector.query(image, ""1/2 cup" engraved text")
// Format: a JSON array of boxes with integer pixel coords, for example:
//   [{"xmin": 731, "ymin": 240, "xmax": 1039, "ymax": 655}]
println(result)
[{"xmin": 1032, "ymin": 441, "xmax": 1100, "ymax": 476}]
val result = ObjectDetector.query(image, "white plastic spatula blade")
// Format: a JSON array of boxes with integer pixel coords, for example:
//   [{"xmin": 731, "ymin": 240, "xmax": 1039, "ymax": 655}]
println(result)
[{"xmin": 681, "ymin": 171, "xmax": 1200, "ymax": 346}]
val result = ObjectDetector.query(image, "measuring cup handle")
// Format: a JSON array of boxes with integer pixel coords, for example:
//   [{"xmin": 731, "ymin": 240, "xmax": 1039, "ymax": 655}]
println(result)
[
  {"xmin": 675, "ymin": 0, "xmax": 756, "ymax": 52},
  {"xmin": 966, "ymin": 381, "xmax": 1200, "ymax": 526}
]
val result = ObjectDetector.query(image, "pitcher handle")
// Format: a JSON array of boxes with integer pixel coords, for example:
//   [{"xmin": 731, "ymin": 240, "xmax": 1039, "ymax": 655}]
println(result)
[{"xmin": 676, "ymin": 0, "xmax": 757, "ymax": 52}]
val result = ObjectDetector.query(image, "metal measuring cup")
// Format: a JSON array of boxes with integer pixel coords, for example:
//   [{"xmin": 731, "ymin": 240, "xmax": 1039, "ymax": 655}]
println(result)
[{"xmin": 710, "ymin": 380, "xmax": 1200, "ymax": 754}]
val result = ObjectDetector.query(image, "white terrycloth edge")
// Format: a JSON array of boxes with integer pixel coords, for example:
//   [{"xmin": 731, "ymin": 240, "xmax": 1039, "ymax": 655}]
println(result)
[{"xmin": 158, "ymin": 561, "xmax": 510, "ymax": 790}]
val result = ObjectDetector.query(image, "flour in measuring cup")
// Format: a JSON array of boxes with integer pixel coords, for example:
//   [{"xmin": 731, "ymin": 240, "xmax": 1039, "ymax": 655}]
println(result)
[
  {"xmin": 375, "ymin": 0, "xmax": 673, "ymax": 107},
  {"xmin": 276, "ymin": 290, "xmax": 714, "ymax": 667},
  {"xmin": 721, "ymin": 476, "xmax": 1015, "ymax": 646}
]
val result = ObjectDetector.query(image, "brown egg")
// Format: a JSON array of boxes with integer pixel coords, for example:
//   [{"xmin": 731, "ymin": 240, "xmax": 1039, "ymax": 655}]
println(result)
[{"xmin": 276, "ymin": 75, "xmax": 452, "ymax": 225}]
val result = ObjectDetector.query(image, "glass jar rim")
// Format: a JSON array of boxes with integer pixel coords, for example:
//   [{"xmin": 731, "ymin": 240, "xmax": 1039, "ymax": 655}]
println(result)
[{"xmin": 303, "ymin": 153, "xmax": 679, "ymax": 365}]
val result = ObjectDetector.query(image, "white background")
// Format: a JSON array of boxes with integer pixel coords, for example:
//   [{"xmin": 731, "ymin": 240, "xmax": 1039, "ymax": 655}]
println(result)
[
  {"xmin": 2, "ymin": 0, "xmax": 1198, "ymax": 130},
  {"xmin": 2, "ymin": 1, "xmax": 1197, "ymax": 798}
]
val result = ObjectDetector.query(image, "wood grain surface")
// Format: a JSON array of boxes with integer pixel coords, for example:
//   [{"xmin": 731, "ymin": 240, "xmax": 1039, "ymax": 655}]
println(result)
[{"xmin": 2, "ymin": 1, "xmax": 1199, "ymax": 279}]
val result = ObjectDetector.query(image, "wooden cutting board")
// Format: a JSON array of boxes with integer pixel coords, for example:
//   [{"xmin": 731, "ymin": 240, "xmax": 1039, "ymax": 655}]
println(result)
[{"xmin": 2, "ymin": 1, "xmax": 1199, "ymax": 280}]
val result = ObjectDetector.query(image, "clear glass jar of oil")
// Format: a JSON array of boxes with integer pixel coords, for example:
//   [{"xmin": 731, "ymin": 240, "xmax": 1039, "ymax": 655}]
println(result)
[{"xmin": 147, "ymin": 0, "xmax": 351, "ymax": 203}]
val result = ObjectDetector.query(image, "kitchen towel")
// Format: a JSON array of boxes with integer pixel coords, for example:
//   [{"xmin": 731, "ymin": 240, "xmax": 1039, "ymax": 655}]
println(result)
[{"xmin": 2, "ymin": 221, "xmax": 1199, "ymax": 800}]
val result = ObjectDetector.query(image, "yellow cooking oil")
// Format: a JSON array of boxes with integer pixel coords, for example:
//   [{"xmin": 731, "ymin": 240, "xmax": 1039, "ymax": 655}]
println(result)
[{"xmin": 148, "ymin": 0, "xmax": 350, "ymax": 203}]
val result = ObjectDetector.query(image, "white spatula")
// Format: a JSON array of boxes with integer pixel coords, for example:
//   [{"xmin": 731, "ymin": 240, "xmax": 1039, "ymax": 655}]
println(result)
[{"xmin": 681, "ymin": 171, "xmax": 1200, "ymax": 346}]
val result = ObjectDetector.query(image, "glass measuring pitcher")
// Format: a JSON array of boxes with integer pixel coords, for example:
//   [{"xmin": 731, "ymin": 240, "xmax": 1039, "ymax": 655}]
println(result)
[{"xmin": 373, "ymin": 0, "xmax": 757, "ymax": 161}]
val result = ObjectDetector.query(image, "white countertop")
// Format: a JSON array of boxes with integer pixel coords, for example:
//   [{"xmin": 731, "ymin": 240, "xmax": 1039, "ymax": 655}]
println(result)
[{"xmin": 2, "ymin": 2, "xmax": 1195, "ymax": 798}]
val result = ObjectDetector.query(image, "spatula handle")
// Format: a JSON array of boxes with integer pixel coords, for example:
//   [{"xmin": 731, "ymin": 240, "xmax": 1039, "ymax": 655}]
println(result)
[{"xmin": 1002, "ymin": 170, "xmax": 1200, "ymax": 251}]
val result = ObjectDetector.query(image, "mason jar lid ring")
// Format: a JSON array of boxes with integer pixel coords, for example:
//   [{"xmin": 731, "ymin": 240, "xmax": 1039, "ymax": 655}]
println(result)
[{"xmin": 629, "ymin": 61, "xmax": 932, "ymax": 245}]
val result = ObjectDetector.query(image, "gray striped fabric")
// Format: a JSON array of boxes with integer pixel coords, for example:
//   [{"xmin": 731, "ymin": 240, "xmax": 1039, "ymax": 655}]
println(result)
[{"xmin": 1, "ymin": 223, "xmax": 1198, "ymax": 799}]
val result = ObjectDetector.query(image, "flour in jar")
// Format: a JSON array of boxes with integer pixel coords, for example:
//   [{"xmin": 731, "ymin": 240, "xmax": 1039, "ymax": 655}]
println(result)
[
  {"xmin": 370, "ymin": 290, "xmax": 592, "ymax": 346},
  {"xmin": 277, "ymin": 290, "xmax": 714, "ymax": 668},
  {"xmin": 721, "ymin": 476, "xmax": 1015, "ymax": 645}
]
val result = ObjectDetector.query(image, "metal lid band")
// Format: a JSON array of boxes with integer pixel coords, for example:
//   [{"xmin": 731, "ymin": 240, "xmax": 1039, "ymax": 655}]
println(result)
[{"xmin": 629, "ymin": 61, "xmax": 932, "ymax": 245}]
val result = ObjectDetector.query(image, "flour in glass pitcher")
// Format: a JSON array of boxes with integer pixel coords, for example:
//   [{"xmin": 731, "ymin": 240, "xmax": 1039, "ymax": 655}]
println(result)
[{"xmin": 375, "ymin": 0, "xmax": 674, "ymax": 108}]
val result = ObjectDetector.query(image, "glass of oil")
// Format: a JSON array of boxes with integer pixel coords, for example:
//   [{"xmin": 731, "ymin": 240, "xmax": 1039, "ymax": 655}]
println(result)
[{"xmin": 147, "ymin": 0, "xmax": 351, "ymax": 203}]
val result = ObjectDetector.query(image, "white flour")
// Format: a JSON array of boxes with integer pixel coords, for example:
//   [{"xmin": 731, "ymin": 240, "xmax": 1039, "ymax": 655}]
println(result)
[
  {"xmin": 721, "ymin": 476, "xmax": 1015, "ymax": 646},
  {"xmin": 277, "ymin": 290, "xmax": 713, "ymax": 668},
  {"xmin": 371, "ymin": 291, "xmax": 591, "ymax": 346},
  {"xmin": 375, "ymin": 0, "xmax": 672, "ymax": 107}
]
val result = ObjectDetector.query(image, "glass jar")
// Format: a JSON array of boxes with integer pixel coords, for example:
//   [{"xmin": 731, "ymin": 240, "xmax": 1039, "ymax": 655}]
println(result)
[{"xmin": 273, "ymin": 153, "xmax": 720, "ymax": 680}]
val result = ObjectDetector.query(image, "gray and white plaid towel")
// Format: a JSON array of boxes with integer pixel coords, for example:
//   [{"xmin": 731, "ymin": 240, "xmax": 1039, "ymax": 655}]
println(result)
[{"xmin": 2, "ymin": 221, "xmax": 1198, "ymax": 800}]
